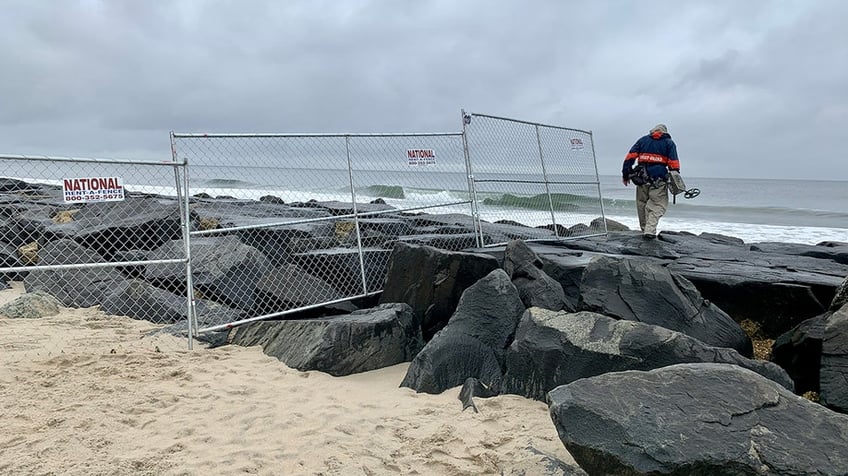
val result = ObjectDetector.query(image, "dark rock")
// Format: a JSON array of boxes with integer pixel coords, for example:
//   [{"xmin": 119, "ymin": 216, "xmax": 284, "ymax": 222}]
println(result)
[
  {"xmin": 401, "ymin": 269, "xmax": 525, "ymax": 393},
  {"xmin": 238, "ymin": 226, "xmax": 336, "ymax": 267},
  {"xmin": 151, "ymin": 299, "xmax": 246, "ymax": 340},
  {"xmin": 22, "ymin": 239, "xmax": 127, "ymax": 307},
  {"xmin": 821, "ymin": 306, "xmax": 848, "ymax": 413},
  {"xmin": 590, "ymin": 216, "xmax": 629, "ymax": 232},
  {"xmin": 190, "ymin": 199, "xmax": 334, "ymax": 265},
  {"xmin": 253, "ymin": 264, "xmax": 343, "ymax": 314},
  {"xmin": 293, "ymin": 247, "xmax": 391, "ymax": 296},
  {"xmin": 699, "ymin": 232, "xmax": 745, "ymax": 246},
  {"xmin": 43, "ymin": 197, "xmax": 185, "ymax": 259},
  {"xmin": 393, "ymin": 233, "xmax": 481, "ymax": 251},
  {"xmin": 0, "ymin": 241, "xmax": 18, "ymax": 268},
  {"xmin": 356, "ymin": 217, "xmax": 414, "ymax": 238},
  {"xmin": 407, "ymin": 212, "xmax": 555, "ymax": 244},
  {"xmin": 505, "ymin": 240, "xmax": 572, "ymax": 312},
  {"xmin": 771, "ymin": 314, "xmax": 826, "ymax": 394},
  {"xmin": 565, "ymin": 223, "xmax": 590, "ymax": 236},
  {"xmin": 494, "ymin": 219, "xmax": 529, "ymax": 228},
  {"xmin": 548, "ymin": 363, "xmax": 848, "ymax": 476},
  {"xmin": 579, "ymin": 255, "xmax": 752, "ymax": 356},
  {"xmin": 503, "ymin": 239, "xmax": 543, "ymax": 276},
  {"xmin": 666, "ymin": 237, "xmax": 845, "ymax": 334},
  {"xmin": 458, "ymin": 377, "xmax": 498, "ymax": 413},
  {"xmin": 145, "ymin": 236, "xmax": 271, "ymax": 311},
  {"xmin": 751, "ymin": 241, "xmax": 848, "ymax": 265},
  {"xmin": 112, "ymin": 249, "xmax": 151, "ymax": 279},
  {"xmin": 309, "ymin": 200, "xmax": 396, "ymax": 216},
  {"xmin": 101, "ymin": 278, "xmax": 243, "ymax": 325},
  {"xmin": 532, "ymin": 232, "xmax": 848, "ymax": 336},
  {"xmin": 536, "ymin": 223, "xmax": 569, "ymax": 237},
  {"xmin": 228, "ymin": 303, "xmax": 422, "ymax": 376},
  {"xmin": 539, "ymin": 249, "xmax": 591, "ymax": 310},
  {"xmin": 1, "ymin": 201, "xmax": 59, "ymax": 247},
  {"xmin": 258, "ymin": 195, "xmax": 285, "ymax": 205},
  {"xmin": 832, "ymin": 275, "xmax": 848, "ymax": 312},
  {"xmin": 400, "ymin": 332, "xmax": 503, "ymax": 394},
  {"xmin": 819, "ymin": 241, "xmax": 848, "ymax": 248},
  {"xmin": 379, "ymin": 242, "xmax": 499, "ymax": 340},
  {"xmin": 504, "ymin": 308, "xmax": 793, "ymax": 401},
  {"xmin": 0, "ymin": 178, "xmax": 37, "ymax": 192}
]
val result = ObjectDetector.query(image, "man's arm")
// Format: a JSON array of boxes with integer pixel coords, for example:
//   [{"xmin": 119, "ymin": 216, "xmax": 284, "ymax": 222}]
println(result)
[
  {"xmin": 622, "ymin": 141, "xmax": 640, "ymax": 185},
  {"xmin": 667, "ymin": 140, "xmax": 680, "ymax": 171}
]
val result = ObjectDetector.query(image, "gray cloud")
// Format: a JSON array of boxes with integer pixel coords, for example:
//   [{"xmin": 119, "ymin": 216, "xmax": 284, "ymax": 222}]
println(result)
[{"xmin": 1, "ymin": 0, "xmax": 845, "ymax": 180}]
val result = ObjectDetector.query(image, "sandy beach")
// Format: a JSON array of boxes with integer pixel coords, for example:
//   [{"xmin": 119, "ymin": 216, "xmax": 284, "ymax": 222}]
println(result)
[{"xmin": 0, "ymin": 282, "xmax": 575, "ymax": 475}]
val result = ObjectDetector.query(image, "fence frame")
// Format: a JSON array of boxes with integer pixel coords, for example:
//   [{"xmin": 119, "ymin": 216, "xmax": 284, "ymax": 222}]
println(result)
[
  {"xmin": 461, "ymin": 111, "xmax": 608, "ymax": 246},
  {"xmin": 1, "ymin": 112, "xmax": 607, "ymax": 352},
  {"xmin": 0, "ymin": 153, "xmax": 196, "ymax": 349},
  {"xmin": 170, "ymin": 130, "xmax": 473, "ymax": 334}
]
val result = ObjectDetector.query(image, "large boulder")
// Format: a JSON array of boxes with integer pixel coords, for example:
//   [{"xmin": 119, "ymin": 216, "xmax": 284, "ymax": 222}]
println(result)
[
  {"xmin": 504, "ymin": 240, "xmax": 572, "ymax": 312},
  {"xmin": 100, "ymin": 278, "xmax": 243, "ymax": 326},
  {"xmin": 0, "ymin": 290, "xmax": 61, "ymax": 318},
  {"xmin": 145, "ymin": 236, "xmax": 271, "ymax": 311},
  {"xmin": 529, "ymin": 233, "xmax": 848, "ymax": 336},
  {"xmin": 504, "ymin": 309, "xmax": 793, "ymax": 401},
  {"xmin": 253, "ymin": 264, "xmax": 343, "ymax": 315},
  {"xmin": 22, "ymin": 239, "xmax": 127, "ymax": 307},
  {"xmin": 578, "ymin": 255, "xmax": 752, "ymax": 356},
  {"xmin": 380, "ymin": 242, "xmax": 499, "ymax": 340},
  {"xmin": 771, "ymin": 314, "xmax": 826, "ymax": 395},
  {"xmin": 549, "ymin": 363, "xmax": 848, "ymax": 476},
  {"xmin": 821, "ymin": 306, "xmax": 848, "ymax": 413},
  {"xmin": 293, "ymin": 247, "xmax": 391, "ymax": 296},
  {"xmin": 43, "ymin": 196, "xmax": 185, "ymax": 259},
  {"xmin": 401, "ymin": 269, "xmax": 525, "ymax": 393},
  {"xmin": 228, "ymin": 303, "xmax": 422, "ymax": 376}
]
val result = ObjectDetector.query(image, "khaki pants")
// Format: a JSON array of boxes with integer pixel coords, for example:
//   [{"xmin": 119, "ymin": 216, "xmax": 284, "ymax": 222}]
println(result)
[{"xmin": 636, "ymin": 182, "xmax": 668, "ymax": 235}]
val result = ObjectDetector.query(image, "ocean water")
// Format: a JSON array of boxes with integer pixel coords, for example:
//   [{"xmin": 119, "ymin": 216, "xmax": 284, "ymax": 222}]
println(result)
[
  {"xmin": 5, "ymin": 159, "xmax": 847, "ymax": 246},
  {"xmin": 598, "ymin": 175, "xmax": 848, "ymax": 245}
]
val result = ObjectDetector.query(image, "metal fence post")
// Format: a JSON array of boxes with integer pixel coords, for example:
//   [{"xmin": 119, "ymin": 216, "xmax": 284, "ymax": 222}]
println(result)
[
  {"xmin": 346, "ymin": 135, "xmax": 369, "ymax": 295},
  {"xmin": 171, "ymin": 132, "xmax": 194, "ymax": 350},
  {"xmin": 589, "ymin": 130, "xmax": 609, "ymax": 236},
  {"xmin": 461, "ymin": 109, "xmax": 483, "ymax": 248},
  {"xmin": 535, "ymin": 124, "xmax": 559, "ymax": 238}
]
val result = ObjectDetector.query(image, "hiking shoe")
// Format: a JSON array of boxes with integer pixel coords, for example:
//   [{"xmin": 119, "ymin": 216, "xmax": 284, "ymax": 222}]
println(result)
[{"xmin": 642, "ymin": 233, "xmax": 656, "ymax": 240}]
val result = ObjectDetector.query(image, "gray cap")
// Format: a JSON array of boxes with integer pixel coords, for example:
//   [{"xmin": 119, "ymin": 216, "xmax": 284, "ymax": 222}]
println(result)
[{"xmin": 650, "ymin": 124, "xmax": 668, "ymax": 134}]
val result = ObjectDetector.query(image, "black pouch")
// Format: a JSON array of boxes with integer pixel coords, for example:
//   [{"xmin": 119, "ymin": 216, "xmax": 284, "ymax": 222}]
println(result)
[{"xmin": 629, "ymin": 164, "xmax": 650, "ymax": 186}]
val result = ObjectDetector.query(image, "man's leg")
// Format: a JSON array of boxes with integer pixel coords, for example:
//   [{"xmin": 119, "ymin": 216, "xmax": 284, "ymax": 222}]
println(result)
[
  {"xmin": 643, "ymin": 182, "xmax": 669, "ymax": 235},
  {"xmin": 636, "ymin": 185, "xmax": 649, "ymax": 232}
]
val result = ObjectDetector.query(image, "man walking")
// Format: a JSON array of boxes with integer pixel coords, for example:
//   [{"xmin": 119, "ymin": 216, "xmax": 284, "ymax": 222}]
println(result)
[{"xmin": 622, "ymin": 124, "xmax": 681, "ymax": 239}]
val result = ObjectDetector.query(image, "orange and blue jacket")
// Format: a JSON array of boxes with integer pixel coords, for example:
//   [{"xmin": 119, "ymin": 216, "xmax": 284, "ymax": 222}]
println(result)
[{"xmin": 622, "ymin": 131, "xmax": 680, "ymax": 181}]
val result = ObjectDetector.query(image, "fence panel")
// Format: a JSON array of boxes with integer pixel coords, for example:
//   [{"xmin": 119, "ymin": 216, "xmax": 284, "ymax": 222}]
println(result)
[
  {"xmin": 171, "ymin": 132, "xmax": 475, "ymax": 334},
  {"xmin": 0, "ymin": 154, "xmax": 191, "ymax": 361},
  {"xmin": 463, "ymin": 113, "xmax": 607, "ymax": 245}
]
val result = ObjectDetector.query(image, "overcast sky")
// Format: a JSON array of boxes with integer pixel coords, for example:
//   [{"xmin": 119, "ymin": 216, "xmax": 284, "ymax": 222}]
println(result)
[{"xmin": 2, "ymin": 0, "xmax": 846, "ymax": 180}]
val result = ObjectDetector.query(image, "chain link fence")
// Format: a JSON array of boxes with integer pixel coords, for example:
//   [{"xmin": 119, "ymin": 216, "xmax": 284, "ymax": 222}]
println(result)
[
  {"xmin": 1, "ymin": 112, "xmax": 606, "ymax": 354},
  {"xmin": 0, "ymin": 154, "xmax": 193, "ymax": 361},
  {"xmin": 170, "ymin": 132, "xmax": 479, "ymax": 334},
  {"xmin": 463, "ymin": 112, "xmax": 607, "ymax": 244}
]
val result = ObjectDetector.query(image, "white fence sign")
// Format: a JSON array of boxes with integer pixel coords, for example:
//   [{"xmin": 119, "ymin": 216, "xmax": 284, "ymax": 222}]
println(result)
[
  {"xmin": 407, "ymin": 149, "xmax": 436, "ymax": 166},
  {"xmin": 62, "ymin": 177, "xmax": 125, "ymax": 203}
]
